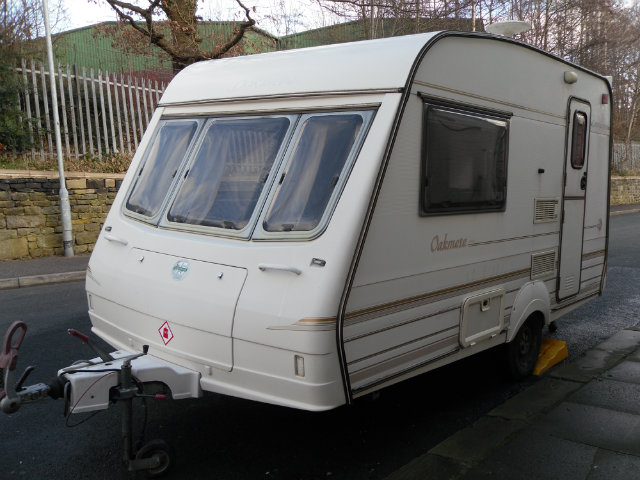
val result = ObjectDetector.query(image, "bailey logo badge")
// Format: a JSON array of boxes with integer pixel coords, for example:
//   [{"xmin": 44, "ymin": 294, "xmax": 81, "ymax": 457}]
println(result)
[
  {"xmin": 171, "ymin": 259, "xmax": 190, "ymax": 281},
  {"xmin": 158, "ymin": 321, "xmax": 174, "ymax": 345}
]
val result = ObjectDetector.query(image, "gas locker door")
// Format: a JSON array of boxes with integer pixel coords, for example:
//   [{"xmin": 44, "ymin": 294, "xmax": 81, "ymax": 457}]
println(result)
[{"xmin": 557, "ymin": 98, "xmax": 591, "ymax": 300}]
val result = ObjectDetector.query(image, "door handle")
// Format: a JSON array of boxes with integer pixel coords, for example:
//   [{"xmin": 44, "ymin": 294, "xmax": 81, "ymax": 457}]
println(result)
[
  {"xmin": 580, "ymin": 172, "xmax": 587, "ymax": 190},
  {"xmin": 103, "ymin": 233, "xmax": 129, "ymax": 246},
  {"xmin": 258, "ymin": 264, "xmax": 302, "ymax": 275}
]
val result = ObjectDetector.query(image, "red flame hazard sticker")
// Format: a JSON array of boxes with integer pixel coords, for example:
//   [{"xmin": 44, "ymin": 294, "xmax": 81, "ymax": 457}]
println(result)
[{"xmin": 158, "ymin": 321, "xmax": 174, "ymax": 346}]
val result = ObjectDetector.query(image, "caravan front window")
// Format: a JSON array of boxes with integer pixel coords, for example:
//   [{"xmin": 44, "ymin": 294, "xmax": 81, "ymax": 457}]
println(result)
[
  {"xmin": 421, "ymin": 104, "xmax": 508, "ymax": 215},
  {"xmin": 123, "ymin": 109, "xmax": 373, "ymax": 239},
  {"xmin": 262, "ymin": 113, "xmax": 364, "ymax": 232},
  {"xmin": 167, "ymin": 117, "xmax": 290, "ymax": 231},
  {"xmin": 126, "ymin": 120, "xmax": 199, "ymax": 218}
]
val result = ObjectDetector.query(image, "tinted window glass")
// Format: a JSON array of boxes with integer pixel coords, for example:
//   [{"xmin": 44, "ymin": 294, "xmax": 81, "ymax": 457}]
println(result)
[
  {"xmin": 263, "ymin": 114, "xmax": 363, "ymax": 232},
  {"xmin": 422, "ymin": 106, "xmax": 508, "ymax": 215},
  {"xmin": 571, "ymin": 111, "xmax": 587, "ymax": 169},
  {"xmin": 126, "ymin": 121, "xmax": 198, "ymax": 217},
  {"xmin": 168, "ymin": 117, "xmax": 290, "ymax": 230}
]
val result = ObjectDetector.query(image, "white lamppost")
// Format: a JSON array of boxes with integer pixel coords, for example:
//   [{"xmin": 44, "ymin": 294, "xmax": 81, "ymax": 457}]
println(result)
[{"xmin": 42, "ymin": 0, "xmax": 74, "ymax": 256}]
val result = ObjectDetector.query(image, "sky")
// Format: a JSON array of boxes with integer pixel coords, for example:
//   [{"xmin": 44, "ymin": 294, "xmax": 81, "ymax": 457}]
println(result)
[{"xmin": 58, "ymin": 0, "xmax": 334, "ymax": 36}]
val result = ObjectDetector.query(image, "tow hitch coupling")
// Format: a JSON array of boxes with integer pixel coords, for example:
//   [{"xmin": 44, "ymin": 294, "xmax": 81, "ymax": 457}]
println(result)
[
  {"xmin": 0, "ymin": 321, "xmax": 51, "ymax": 413},
  {"xmin": 0, "ymin": 321, "xmax": 175, "ymax": 477}
]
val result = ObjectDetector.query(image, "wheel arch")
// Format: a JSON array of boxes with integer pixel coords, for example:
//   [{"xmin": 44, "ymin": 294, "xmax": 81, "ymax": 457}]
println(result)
[{"xmin": 507, "ymin": 281, "xmax": 550, "ymax": 343}]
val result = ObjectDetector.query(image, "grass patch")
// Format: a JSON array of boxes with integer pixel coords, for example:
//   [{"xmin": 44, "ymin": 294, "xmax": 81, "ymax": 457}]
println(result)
[{"xmin": 0, "ymin": 151, "xmax": 132, "ymax": 173}]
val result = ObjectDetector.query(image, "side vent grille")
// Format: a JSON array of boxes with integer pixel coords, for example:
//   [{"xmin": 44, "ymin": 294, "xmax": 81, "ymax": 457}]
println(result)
[
  {"xmin": 564, "ymin": 275, "xmax": 576, "ymax": 291},
  {"xmin": 531, "ymin": 251, "xmax": 556, "ymax": 280},
  {"xmin": 534, "ymin": 198, "xmax": 559, "ymax": 223}
]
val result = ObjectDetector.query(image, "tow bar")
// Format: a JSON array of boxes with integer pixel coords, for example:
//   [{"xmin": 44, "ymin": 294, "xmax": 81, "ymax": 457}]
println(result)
[{"xmin": 0, "ymin": 321, "xmax": 173, "ymax": 477}]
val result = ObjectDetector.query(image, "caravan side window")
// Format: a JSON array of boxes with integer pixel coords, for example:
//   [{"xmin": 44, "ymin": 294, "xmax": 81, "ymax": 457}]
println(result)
[{"xmin": 421, "ymin": 104, "xmax": 508, "ymax": 215}]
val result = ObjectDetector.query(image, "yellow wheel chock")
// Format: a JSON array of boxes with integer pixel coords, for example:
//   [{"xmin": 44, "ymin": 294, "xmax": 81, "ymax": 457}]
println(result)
[{"xmin": 533, "ymin": 338, "xmax": 568, "ymax": 376}]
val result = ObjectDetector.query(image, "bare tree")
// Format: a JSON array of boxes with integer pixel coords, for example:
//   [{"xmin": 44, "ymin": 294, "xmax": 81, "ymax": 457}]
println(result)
[
  {"xmin": 1, "ymin": 0, "xmax": 66, "ymax": 57},
  {"xmin": 259, "ymin": 0, "xmax": 307, "ymax": 36},
  {"xmin": 311, "ymin": 0, "xmax": 640, "ymax": 143},
  {"xmin": 311, "ymin": 0, "xmax": 482, "ymax": 39},
  {"xmin": 99, "ymin": 0, "xmax": 257, "ymax": 71}
]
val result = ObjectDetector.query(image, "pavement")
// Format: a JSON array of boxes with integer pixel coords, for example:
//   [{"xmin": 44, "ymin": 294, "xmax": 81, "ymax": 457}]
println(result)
[
  {"xmin": 387, "ymin": 328, "xmax": 640, "ymax": 480},
  {"xmin": 388, "ymin": 204, "xmax": 640, "ymax": 480},
  {"xmin": 1, "ymin": 205, "xmax": 639, "ymax": 480},
  {"xmin": 0, "ymin": 253, "xmax": 89, "ymax": 290}
]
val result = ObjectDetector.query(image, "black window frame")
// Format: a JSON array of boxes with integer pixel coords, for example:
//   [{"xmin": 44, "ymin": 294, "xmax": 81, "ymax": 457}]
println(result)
[{"xmin": 420, "ymin": 100, "xmax": 510, "ymax": 217}]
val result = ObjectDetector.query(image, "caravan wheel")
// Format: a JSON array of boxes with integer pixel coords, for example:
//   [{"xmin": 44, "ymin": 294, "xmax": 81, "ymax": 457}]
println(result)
[{"xmin": 506, "ymin": 314, "xmax": 542, "ymax": 380}]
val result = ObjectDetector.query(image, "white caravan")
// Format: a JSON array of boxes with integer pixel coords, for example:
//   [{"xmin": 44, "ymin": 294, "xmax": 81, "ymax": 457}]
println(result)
[{"xmin": 81, "ymin": 31, "xmax": 611, "ymax": 412}]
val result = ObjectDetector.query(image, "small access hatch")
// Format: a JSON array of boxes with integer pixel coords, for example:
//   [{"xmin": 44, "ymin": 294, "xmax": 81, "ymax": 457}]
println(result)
[
  {"xmin": 115, "ymin": 248, "xmax": 247, "ymax": 370},
  {"xmin": 459, "ymin": 289, "xmax": 505, "ymax": 347}
]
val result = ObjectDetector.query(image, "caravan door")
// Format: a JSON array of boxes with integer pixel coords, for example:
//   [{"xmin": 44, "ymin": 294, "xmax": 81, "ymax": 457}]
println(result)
[{"xmin": 557, "ymin": 98, "xmax": 591, "ymax": 300}]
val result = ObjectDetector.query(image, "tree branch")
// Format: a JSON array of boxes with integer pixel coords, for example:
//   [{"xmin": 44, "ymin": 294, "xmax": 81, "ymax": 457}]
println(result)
[{"xmin": 208, "ymin": 0, "xmax": 256, "ymax": 59}]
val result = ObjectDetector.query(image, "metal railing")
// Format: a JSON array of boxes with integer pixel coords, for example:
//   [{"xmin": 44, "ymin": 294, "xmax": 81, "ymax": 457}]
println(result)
[{"xmin": 15, "ymin": 59, "xmax": 166, "ymax": 160}]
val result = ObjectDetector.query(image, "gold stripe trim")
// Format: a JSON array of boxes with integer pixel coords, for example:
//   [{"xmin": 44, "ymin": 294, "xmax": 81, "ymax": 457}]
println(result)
[
  {"xmin": 344, "ymin": 306, "xmax": 459, "ymax": 343},
  {"xmin": 580, "ymin": 274, "xmax": 604, "ymax": 284},
  {"xmin": 298, "ymin": 317, "xmax": 337, "ymax": 323},
  {"xmin": 348, "ymin": 329, "xmax": 458, "ymax": 369},
  {"xmin": 267, "ymin": 325, "xmax": 335, "ymax": 332},
  {"xmin": 468, "ymin": 231, "xmax": 558, "ymax": 247},
  {"xmin": 346, "ymin": 268, "xmax": 530, "ymax": 321},
  {"xmin": 582, "ymin": 250, "xmax": 605, "ymax": 261},
  {"xmin": 267, "ymin": 316, "xmax": 337, "ymax": 332}
]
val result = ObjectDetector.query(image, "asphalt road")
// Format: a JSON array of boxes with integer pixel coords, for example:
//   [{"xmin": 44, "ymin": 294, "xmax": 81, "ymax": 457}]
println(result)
[{"xmin": 0, "ymin": 212, "xmax": 638, "ymax": 479}]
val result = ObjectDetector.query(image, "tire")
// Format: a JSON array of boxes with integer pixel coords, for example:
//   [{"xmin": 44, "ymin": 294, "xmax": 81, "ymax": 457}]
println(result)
[
  {"xmin": 135, "ymin": 439, "xmax": 172, "ymax": 478},
  {"xmin": 506, "ymin": 314, "xmax": 543, "ymax": 380}
]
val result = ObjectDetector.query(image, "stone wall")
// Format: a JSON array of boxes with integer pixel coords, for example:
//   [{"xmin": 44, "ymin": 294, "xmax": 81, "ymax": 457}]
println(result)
[
  {"xmin": 0, "ymin": 171, "xmax": 124, "ymax": 260},
  {"xmin": 0, "ymin": 172, "xmax": 638, "ymax": 260},
  {"xmin": 610, "ymin": 176, "xmax": 640, "ymax": 206}
]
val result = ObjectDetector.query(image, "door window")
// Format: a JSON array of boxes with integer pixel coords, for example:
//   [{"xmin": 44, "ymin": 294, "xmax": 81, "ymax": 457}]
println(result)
[{"xmin": 571, "ymin": 111, "xmax": 588, "ymax": 169}]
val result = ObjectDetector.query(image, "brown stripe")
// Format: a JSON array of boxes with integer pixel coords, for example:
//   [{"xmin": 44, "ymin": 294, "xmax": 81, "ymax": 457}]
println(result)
[
  {"xmin": 582, "ymin": 249, "xmax": 605, "ymax": 261},
  {"xmin": 468, "ymin": 231, "xmax": 558, "ymax": 247},
  {"xmin": 298, "ymin": 317, "xmax": 337, "ymax": 323},
  {"xmin": 344, "ymin": 306, "xmax": 459, "ymax": 343},
  {"xmin": 349, "ymin": 331, "xmax": 458, "ymax": 373},
  {"xmin": 346, "ymin": 268, "xmax": 530, "ymax": 324}
]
